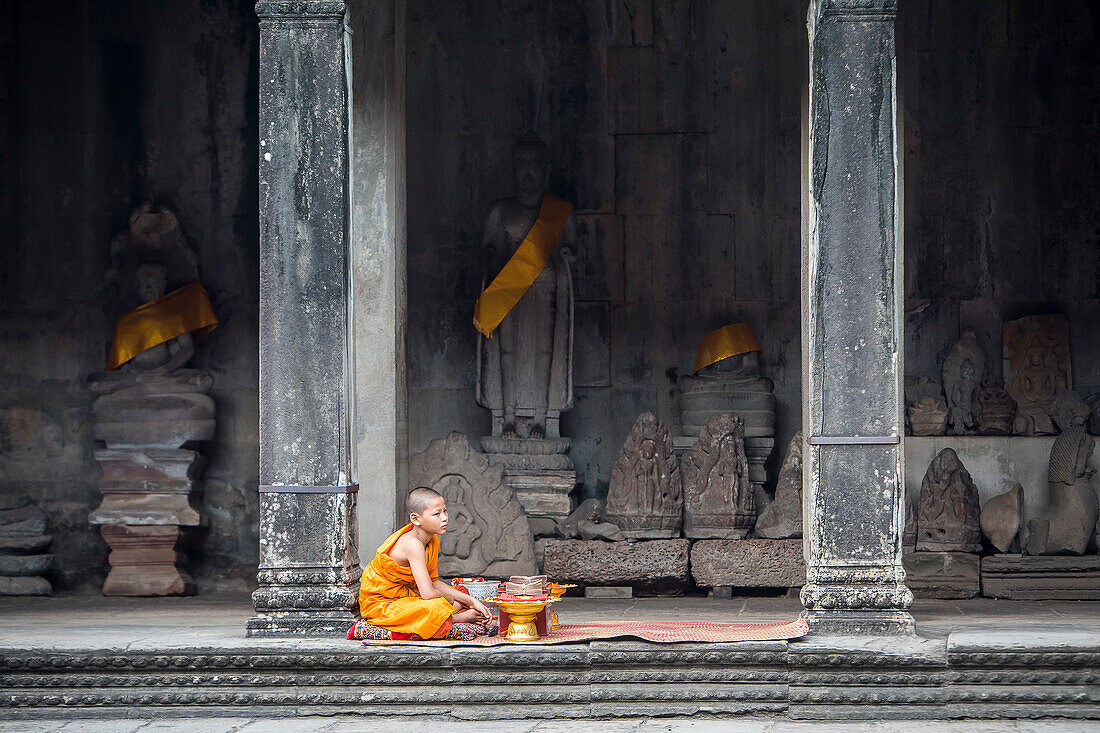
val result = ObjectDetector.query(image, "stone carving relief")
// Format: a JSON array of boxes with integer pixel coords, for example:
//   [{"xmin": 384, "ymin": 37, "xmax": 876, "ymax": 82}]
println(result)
[
  {"xmin": 981, "ymin": 481, "xmax": 1023, "ymax": 554},
  {"xmin": 1027, "ymin": 390, "xmax": 1098, "ymax": 556},
  {"xmin": 1085, "ymin": 392, "xmax": 1100, "ymax": 436},
  {"xmin": 755, "ymin": 430, "xmax": 804, "ymax": 539},
  {"xmin": 916, "ymin": 448, "xmax": 982, "ymax": 553},
  {"xmin": 976, "ymin": 381, "xmax": 1017, "ymax": 436},
  {"xmin": 905, "ymin": 377, "xmax": 948, "ymax": 436},
  {"xmin": 605, "ymin": 413, "xmax": 683, "ymax": 539},
  {"xmin": 943, "ymin": 331, "xmax": 985, "ymax": 436},
  {"xmin": 1003, "ymin": 315, "xmax": 1070, "ymax": 436},
  {"xmin": 681, "ymin": 414, "xmax": 754, "ymax": 539},
  {"xmin": 555, "ymin": 498, "xmax": 623, "ymax": 542},
  {"xmin": 407, "ymin": 432, "xmax": 536, "ymax": 577}
]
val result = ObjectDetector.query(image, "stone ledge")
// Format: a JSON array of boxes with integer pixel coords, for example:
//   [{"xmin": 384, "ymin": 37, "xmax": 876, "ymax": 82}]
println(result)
[
  {"xmin": 691, "ymin": 539, "xmax": 805, "ymax": 588},
  {"xmin": 539, "ymin": 539, "xmax": 691, "ymax": 595},
  {"xmin": 981, "ymin": 554, "xmax": 1100, "ymax": 600}
]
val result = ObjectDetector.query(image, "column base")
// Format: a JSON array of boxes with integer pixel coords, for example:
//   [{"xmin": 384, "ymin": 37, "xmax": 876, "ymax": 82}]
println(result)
[
  {"xmin": 246, "ymin": 610, "xmax": 359, "ymax": 637},
  {"xmin": 801, "ymin": 609, "xmax": 916, "ymax": 636}
]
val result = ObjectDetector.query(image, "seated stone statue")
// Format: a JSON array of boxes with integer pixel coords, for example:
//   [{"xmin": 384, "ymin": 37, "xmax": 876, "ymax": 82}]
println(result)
[
  {"xmin": 86, "ymin": 263, "xmax": 216, "ymax": 448},
  {"xmin": 1027, "ymin": 390, "xmax": 1098, "ymax": 556},
  {"xmin": 476, "ymin": 134, "xmax": 574, "ymax": 442}
]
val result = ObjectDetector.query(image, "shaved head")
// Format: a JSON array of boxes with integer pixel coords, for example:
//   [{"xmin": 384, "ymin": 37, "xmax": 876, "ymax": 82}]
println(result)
[{"xmin": 406, "ymin": 486, "xmax": 443, "ymax": 517}]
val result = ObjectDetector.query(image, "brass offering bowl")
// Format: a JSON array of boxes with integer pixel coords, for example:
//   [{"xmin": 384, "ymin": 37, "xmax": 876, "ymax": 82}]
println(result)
[
  {"xmin": 547, "ymin": 584, "xmax": 577, "ymax": 630},
  {"xmin": 488, "ymin": 597, "xmax": 552, "ymax": 642}
]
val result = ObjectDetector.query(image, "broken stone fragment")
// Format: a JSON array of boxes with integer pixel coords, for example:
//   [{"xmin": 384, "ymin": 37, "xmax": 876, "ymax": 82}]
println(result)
[{"xmin": 980, "ymin": 482, "xmax": 1023, "ymax": 553}]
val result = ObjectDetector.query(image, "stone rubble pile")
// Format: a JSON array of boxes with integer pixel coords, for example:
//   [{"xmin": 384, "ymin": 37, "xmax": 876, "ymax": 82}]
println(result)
[{"xmin": 0, "ymin": 492, "xmax": 53, "ymax": 596}]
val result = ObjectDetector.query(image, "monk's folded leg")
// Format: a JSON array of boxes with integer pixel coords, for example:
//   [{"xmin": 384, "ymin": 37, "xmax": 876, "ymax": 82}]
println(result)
[{"xmin": 364, "ymin": 595, "xmax": 455, "ymax": 640}]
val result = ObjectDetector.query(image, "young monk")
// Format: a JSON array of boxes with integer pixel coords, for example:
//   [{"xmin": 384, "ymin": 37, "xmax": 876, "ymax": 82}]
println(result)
[{"xmin": 355, "ymin": 486, "xmax": 491, "ymax": 640}]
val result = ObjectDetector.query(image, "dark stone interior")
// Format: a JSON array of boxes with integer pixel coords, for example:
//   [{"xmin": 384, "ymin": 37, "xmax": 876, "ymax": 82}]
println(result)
[{"xmin": 1, "ymin": 0, "xmax": 1097, "ymax": 592}]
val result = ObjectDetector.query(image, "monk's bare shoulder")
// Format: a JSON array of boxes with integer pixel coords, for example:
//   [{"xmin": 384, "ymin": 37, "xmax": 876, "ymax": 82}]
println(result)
[{"xmin": 388, "ymin": 532, "xmax": 427, "ymax": 567}]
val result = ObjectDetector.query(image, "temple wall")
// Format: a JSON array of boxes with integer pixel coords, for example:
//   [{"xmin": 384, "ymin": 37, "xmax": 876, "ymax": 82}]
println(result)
[
  {"xmin": 0, "ymin": 0, "xmax": 259, "ymax": 591},
  {"xmin": 404, "ymin": 1, "xmax": 808, "ymax": 501}
]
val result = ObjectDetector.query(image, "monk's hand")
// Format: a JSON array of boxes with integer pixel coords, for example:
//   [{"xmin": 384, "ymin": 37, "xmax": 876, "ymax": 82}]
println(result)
[{"xmin": 473, "ymin": 600, "xmax": 491, "ymax": 622}]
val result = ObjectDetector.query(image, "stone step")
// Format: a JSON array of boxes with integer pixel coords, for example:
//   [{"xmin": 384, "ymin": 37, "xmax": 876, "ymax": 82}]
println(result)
[{"xmin": 1, "ymin": 637, "xmax": 1098, "ymax": 720}]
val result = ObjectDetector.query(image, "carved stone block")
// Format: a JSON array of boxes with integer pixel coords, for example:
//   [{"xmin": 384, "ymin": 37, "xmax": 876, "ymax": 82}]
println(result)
[
  {"xmin": 916, "ymin": 448, "xmax": 982, "ymax": 553},
  {"xmin": 690, "ymin": 538, "xmax": 805, "ymax": 589},
  {"xmin": 542, "ymin": 539, "xmax": 690, "ymax": 595},
  {"xmin": 99, "ymin": 524, "xmax": 195, "ymax": 596},
  {"xmin": 981, "ymin": 554, "xmax": 1100, "ymax": 600},
  {"xmin": 605, "ymin": 413, "xmax": 683, "ymax": 539},
  {"xmin": 1003, "ymin": 314, "xmax": 1071, "ymax": 436},
  {"xmin": 501, "ymin": 469, "xmax": 576, "ymax": 521},
  {"xmin": 902, "ymin": 551, "xmax": 980, "ymax": 599},
  {"xmin": 980, "ymin": 482, "xmax": 1023, "ymax": 553},
  {"xmin": 682, "ymin": 414, "xmax": 754, "ymax": 539},
  {"xmin": 0, "ymin": 493, "xmax": 54, "ymax": 596},
  {"xmin": 88, "ymin": 449, "xmax": 204, "ymax": 527},
  {"xmin": 408, "ymin": 432, "xmax": 536, "ymax": 578}
]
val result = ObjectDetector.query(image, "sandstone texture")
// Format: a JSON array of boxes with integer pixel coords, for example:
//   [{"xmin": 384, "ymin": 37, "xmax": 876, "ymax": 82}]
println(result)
[
  {"xmin": 690, "ymin": 538, "xmax": 805, "ymax": 589},
  {"xmin": 903, "ymin": 551, "xmax": 980, "ymax": 599},
  {"xmin": 542, "ymin": 539, "xmax": 690, "ymax": 595}
]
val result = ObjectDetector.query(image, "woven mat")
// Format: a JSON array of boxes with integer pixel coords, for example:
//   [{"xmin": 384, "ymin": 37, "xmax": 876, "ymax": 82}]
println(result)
[{"xmin": 359, "ymin": 617, "xmax": 808, "ymax": 647}]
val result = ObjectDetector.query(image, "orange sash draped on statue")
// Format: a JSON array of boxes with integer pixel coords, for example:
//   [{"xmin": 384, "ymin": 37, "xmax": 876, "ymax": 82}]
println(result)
[
  {"xmin": 692, "ymin": 323, "xmax": 762, "ymax": 374},
  {"xmin": 357, "ymin": 524, "xmax": 456, "ymax": 639},
  {"xmin": 473, "ymin": 193, "xmax": 572, "ymax": 338},
  {"xmin": 107, "ymin": 282, "xmax": 219, "ymax": 370}
]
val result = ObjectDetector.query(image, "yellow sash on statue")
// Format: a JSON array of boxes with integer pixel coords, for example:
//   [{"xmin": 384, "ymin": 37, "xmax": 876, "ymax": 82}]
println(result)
[
  {"xmin": 107, "ymin": 282, "xmax": 219, "ymax": 369},
  {"xmin": 473, "ymin": 193, "xmax": 572, "ymax": 337},
  {"xmin": 692, "ymin": 323, "xmax": 762, "ymax": 374}
]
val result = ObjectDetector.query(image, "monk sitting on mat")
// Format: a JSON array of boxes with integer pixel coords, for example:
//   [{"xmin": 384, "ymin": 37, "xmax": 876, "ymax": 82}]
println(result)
[{"xmin": 353, "ymin": 486, "xmax": 492, "ymax": 641}]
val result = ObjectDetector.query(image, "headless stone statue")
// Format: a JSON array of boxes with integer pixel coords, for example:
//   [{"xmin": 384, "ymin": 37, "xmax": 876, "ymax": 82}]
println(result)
[
  {"xmin": 682, "ymin": 414, "xmax": 754, "ymax": 539},
  {"xmin": 476, "ymin": 134, "xmax": 574, "ymax": 442},
  {"xmin": 1027, "ymin": 390, "xmax": 1098, "ymax": 556}
]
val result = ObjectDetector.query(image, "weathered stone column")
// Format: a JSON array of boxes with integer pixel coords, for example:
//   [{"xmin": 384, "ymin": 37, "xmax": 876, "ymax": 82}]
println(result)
[
  {"xmin": 248, "ymin": 0, "xmax": 361, "ymax": 636},
  {"xmin": 801, "ymin": 0, "xmax": 914, "ymax": 635}
]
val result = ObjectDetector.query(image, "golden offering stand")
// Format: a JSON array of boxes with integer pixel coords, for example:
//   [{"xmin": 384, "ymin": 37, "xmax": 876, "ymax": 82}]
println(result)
[
  {"xmin": 547, "ymin": 583, "xmax": 577, "ymax": 630},
  {"xmin": 489, "ymin": 597, "xmax": 553, "ymax": 642}
]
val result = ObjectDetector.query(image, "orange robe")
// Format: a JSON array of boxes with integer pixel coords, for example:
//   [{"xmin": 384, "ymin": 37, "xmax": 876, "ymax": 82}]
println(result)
[{"xmin": 358, "ymin": 524, "xmax": 455, "ymax": 639}]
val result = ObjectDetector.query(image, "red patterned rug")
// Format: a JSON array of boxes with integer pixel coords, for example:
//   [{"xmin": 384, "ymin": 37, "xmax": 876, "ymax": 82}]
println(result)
[{"xmin": 358, "ymin": 617, "xmax": 808, "ymax": 646}]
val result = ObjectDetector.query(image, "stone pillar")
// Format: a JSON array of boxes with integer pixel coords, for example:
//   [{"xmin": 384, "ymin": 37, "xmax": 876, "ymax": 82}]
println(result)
[
  {"xmin": 801, "ymin": 0, "xmax": 914, "ymax": 635},
  {"xmin": 248, "ymin": 0, "xmax": 361, "ymax": 636}
]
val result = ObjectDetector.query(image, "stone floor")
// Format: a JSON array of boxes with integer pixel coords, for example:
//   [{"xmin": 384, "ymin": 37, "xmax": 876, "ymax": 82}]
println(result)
[
  {"xmin": 1, "ymin": 591, "xmax": 1099, "ymax": 650},
  {"xmin": 0, "ymin": 717, "xmax": 1096, "ymax": 732}
]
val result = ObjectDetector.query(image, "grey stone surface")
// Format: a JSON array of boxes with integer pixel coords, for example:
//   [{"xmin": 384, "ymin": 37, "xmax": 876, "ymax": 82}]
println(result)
[
  {"xmin": 902, "ymin": 551, "xmax": 980, "ymax": 599},
  {"xmin": 250, "ymin": 0, "xmax": 361, "ymax": 636},
  {"xmin": 348, "ymin": 0, "xmax": 409, "ymax": 559},
  {"xmin": 583, "ymin": 586, "xmax": 632, "ymax": 599},
  {"xmin": 981, "ymin": 554, "xmax": 1100, "ymax": 600},
  {"xmin": 980, "ymin": 482, "xmax": 1023, "ymax": 553},
  {"xmin": 0, "ymin": 576, "xmax": 51, "ymax": 595},
  {"xmin": 0, "ymin": 553, "xmax": 52, "ymax": 576},
  {"xmin": 407, "ymin": 432, "xmax": 536, "ymax": 578},
  {"xmin": 1026, "ymin": 389, "xmax": 1098, "ymax": 556},
  {"xmin": 755, "ymin": 430, "xmax": 803, "ymax": 540},
  {"xmin": 691, "ymin": 539, "xmax": 805, "ymax": 589},
  {"xmin": 917, "ymin": 448, "xmax": 983, "ymax": 553},
  {"xmin": 682, "ymin": 413, "xmax": 754, "ymax": 539},
  {"xmin": 605, "ymin": 413, "xmax": 683, "ymax": 539},
  {"xmin": 801, "ymin": 0, "xmax": 913, "ymax": 635},
  {"xmin": 500, "ymin": 468, "xmax": 575, "ymax": 520},
  {"xmin": 543, "ymin": 539, "xmax": 690, "ymax": 595}
]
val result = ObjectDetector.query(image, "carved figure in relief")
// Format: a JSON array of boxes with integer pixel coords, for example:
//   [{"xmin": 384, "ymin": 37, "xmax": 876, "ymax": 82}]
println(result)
[
  {"xmin": 976, "ymin": 380, "xmax": 1017, "ymax": 436},
  {"xmin": 1003, "ymin": 315, "xmax": 1070, "ymax": 436},
  {"xmin": 1026, "ymin": 390, "xmax": 1098, "ymax": 556},
  {"xmin": 943, "ymin": 332, "xmax": 985, "ymax": 436},
  {"xmin": 682, "ymin": 414, "xmax": 754, "ymax": 539},
  {"xmin": 407, "ymin": 433, "xmax": 536, "ymax": 577},
  {"xmin": 916, "ymin": 448, "xmax": 982, "ymax": 552},
  {"xmin": 905, "ymin": 376, "xmax": 948, "ymax": 436},
  {"xmin": 476, "ymin": 134, "xmax": 574, "ymax": 441},
  {"xmin": 604, "ymin": 413, "xmax": 683, "ymax": 539}
]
